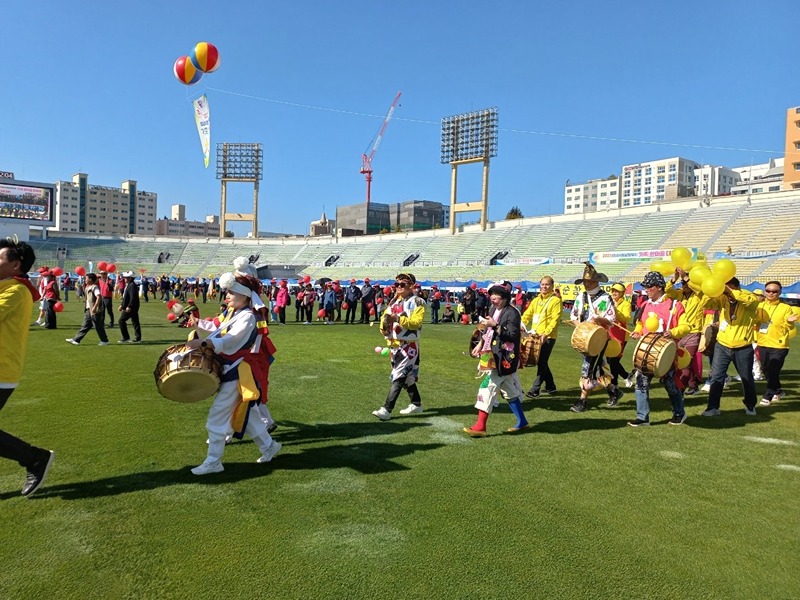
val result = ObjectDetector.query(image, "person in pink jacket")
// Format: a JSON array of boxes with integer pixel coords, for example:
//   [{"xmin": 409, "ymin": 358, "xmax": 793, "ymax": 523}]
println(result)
[{"xmin": 275, "ymin": 280, "xmax": 289, "ymax": 325}]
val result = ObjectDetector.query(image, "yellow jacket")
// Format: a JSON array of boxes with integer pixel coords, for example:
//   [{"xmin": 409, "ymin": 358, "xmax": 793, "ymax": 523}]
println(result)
[
  {"xmin": 521, "ymin": 292, "xmax": 562, "ymax": 338},
  {"xmin": 756, "ymin": 300, "xmax": 799, "ymax": 349},
  {"xmin": 708, "ymin": 289, "xmax": 760, "ymax": 349},
  {"xmin": 665, "ymin": 281, "xmax": 709, "ymax": 334},
  {"xmin": 0, "ymin": 278, "xmax": 36, "ymax": 386}
]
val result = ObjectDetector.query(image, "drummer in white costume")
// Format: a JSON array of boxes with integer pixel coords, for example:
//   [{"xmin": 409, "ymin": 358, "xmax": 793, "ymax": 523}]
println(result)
[
  {"xmin": 185, "ymin": 258, "xmax": 280, "ymax": 475},
  {"xmin": 569, "ymin": 262, "xmax": 616, "ymax": 413},
  {"xmin": 627, "ymin": 271, "xmax": 689, "ymax": 427}
]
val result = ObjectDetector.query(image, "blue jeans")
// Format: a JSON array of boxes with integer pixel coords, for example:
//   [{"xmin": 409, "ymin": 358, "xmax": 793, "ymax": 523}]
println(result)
[
  {"xmin": 635, "ymin": 368, "xmax": 684, "ymax": 422},
  {"xmin": 707, "ymin": 343, "xmax": 756, "ymax": 410}
]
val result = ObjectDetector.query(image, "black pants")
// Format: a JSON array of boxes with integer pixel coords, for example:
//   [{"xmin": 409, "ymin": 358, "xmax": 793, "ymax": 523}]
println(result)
[
  {"xmin": 359, "ymin": 302, "xmax": 371, "ymax": 323},
  {"xmin": 345, "ymin": 302, "xmax": 358, "ymax": 323},
  {"xmin": 529, "ymin": 338, "xmax": 557, "ymax": 393},
  {"xmin": 295, "ymin": 303, "xmax": 302, "ymax": 321},
  {"xmin": 74, "ymin": 309, "xmax": 109, "ymax": 343},
  {"xmin": 103, "ymin": 297, "xmax": 114, "ymax": 326},
  {"xmin": 383, "ymin": 379, "xmax": 422, "ymax": 412},
  {"xmin": 431, "ymin": 307, "xmax": 439, "ymax": 323},
  {"xmin": 277, "ymin": 306, "xmax": 286, "ymax": 324},
  {"xmin": 607, "ymin": 348, "xmax": 629, "ymax": 386},
  {"xmin": 759, "ymin": 346, "xmax": 788, "ymax": 399},
  {"xmin": 44, "ymin": 299, "xmax": 57, "ymax": 329},
  {"xmin": 119, "ymin": 310, "xmax": 141, "ymax": 341},
  {"xmin": 0, "ymin": 388, "xmax": 49, "ymax": 469}
]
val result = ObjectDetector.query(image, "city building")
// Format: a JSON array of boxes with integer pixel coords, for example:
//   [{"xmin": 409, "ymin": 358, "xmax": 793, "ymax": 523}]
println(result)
[
  {"xmin": 333, "ymin": 200, "xmax": 446, "ymax": 235},
  {"xmin": 155, "ymin": 210, "xmax": 221, "ymax": 237},
  {"xmin": 693, "ymin": 165, "xmax": 740, "ymax": 198},
  {"xmin": 564, "ymin": 177, "xmax": 620, "ymax": 214},
  {"xmin": 784, "ymin": 106, "xmax": 800, "ymax": 191},
  {"xmin": 309, "ymin": 211, "xmax": 335, "ymax": 236},
  {"xmin": 53, "ymin": 173, "xmax": 157, "ymax": 235},
  {"xmin": 620, "ymin": 157, "xmax": 700, "ymax": 208}
]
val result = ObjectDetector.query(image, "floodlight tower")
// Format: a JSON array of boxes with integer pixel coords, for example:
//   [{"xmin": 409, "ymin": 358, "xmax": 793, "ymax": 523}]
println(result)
[
  {"xmin": 216, "ymin": 143, "xmax": 263, "ymax": 238},
  {"xmin": 360, "ymin": 91, "xmax": 402, "ymax": 208}
]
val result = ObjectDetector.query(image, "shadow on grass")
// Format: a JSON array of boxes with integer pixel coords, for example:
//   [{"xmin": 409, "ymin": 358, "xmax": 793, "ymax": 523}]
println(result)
[{"xmin": 6, "ymin": 439, "xmax": 444, "ymax": 501}]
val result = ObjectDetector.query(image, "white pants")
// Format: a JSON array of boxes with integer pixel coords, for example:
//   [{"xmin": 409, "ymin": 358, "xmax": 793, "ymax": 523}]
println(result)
[
  {"xmin": 475, "ymin": 370, "xmax": 523, "ymax": 414},
  {"xmin": 206, "ymin": 380, "xmax": 270, "ymax": 441}
]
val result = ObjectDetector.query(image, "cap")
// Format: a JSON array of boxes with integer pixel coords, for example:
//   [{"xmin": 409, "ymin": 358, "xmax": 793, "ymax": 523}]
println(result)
[
  {"xmin": 610, "ymin": 282, "xmax": 626, "ymax": 293},
  {"xmin": 641, "ymin": 271, "xmax": 666, "ymax": 289}
]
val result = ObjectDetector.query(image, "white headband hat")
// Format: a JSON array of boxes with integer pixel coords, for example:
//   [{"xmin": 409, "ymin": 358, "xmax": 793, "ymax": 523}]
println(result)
[{"xmin": 219, "ymin": 268, "xmax": 265, "ymax": 312}]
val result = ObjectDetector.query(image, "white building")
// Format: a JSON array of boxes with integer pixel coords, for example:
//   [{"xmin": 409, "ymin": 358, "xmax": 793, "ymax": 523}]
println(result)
[
  {"xmin": 693, "ymin": 165, "xmax": 741, "ymax": 198},
  {"xmin": 620, "ymin": 157, "xmax": 700, "ymax": 208},
  {"xmin": 730, "ymin": 158, "xmax": 784, "ymax": 195},
  {"xmin": 564, "ymin": 177, "xmax": 620, "ymax": 214},
  {"xmin": 53, "ymin": 173, "xmax": 157, "ymax": 235}
]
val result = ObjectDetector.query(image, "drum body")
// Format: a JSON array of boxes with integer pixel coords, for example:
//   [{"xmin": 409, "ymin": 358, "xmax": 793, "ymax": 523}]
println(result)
[
  {"xmin": 154, "ymin": 344, "xmax": 222, "ymax": 403},
  {"xmin": 520, "ymin": 334, "xmax": 542, "ymax": 367},
  {"xmin": 633, "ymin": 333, "xmax": 677, "ymax": 377},
  {"xmin": 571, "ymin": 322, "xmax": 608, "ymax": 356}
]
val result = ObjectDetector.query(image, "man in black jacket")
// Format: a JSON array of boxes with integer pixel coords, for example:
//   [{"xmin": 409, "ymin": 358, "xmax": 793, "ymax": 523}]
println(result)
[
  {"xmin": 344, "ymin": 279, "xmax": 362, "ymax": 324},
  {"xmin": 118, "ymin": 271, "xmax": 141, "ymax": 343},
  {"xmin": 359, "ymin": 277, "xmax": 374, "ymax": 324}
]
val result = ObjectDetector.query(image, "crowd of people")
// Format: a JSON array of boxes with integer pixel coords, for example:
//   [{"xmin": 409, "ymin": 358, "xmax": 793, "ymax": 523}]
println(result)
[{"xmin": 2, "ymin": 239, "xmax": 798, "ymax": 496}]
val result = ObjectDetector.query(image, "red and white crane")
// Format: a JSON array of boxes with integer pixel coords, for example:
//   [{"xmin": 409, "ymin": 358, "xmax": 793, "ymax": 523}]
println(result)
[{"xmin": 360, "ymin": 91, "xmax": 401, "ymax": 207}]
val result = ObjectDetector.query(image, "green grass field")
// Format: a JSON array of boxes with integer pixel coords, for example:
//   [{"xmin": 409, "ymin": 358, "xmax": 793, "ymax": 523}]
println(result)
[{"xmin": 2, "ymin": 298, "xmax": 799, "ymax": 599}]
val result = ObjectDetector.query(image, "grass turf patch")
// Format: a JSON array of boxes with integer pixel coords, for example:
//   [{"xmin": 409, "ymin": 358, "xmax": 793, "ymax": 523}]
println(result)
[{"xmin": 1, "ymin": 299, "xmax": 799, "ymax": 598}]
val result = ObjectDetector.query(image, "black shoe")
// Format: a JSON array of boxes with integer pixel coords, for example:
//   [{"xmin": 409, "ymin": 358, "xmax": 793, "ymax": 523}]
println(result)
[
  {"xmin": 669, "ymin": 413, "xmax": 688, "ymax": 425},
  {"xmin": 627, "ymin": 418, "xmax": 650, "ymax": 427},
  {"xmin": 526, "ymin": 389, "xmax": 540, "ymax": 399},
  {"xmin": 22, "ymin": 450, "xmax": 55, "ymax": 497},
  {"xmin": 607, "ymin": 387, "xmax": 624, "ymax": 407},
  {"xmin": 570, "ymin": 400, "xmax": 587, "ymax": 413},
  {"xmin": 544, "ymin": 388, "xmax": 558, "ymax": 395},
  {"xmin": 684, "ymin": 387, "xmax": 698, "ymax": 396},
  {"xmin": 267, "ymin": 423, "xmax": 278, "ymax": 434}
]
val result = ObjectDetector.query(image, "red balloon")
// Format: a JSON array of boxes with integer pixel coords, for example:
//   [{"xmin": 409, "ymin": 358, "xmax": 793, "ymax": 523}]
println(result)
[
  {"xmin": 167, "ymin": 313, "xmax": 177, "ymax": 321},
  {"xmin": 107, "ymin": 263, "xmax": 117, "ymax": 273},
  {"xmin": 470, "ymin": 283, "xmax": 477, "ymax": 290},
  {"xmin": 434, "ymin": 291, "xmax": 442, "ymax": 300},
  {"xmin": 75, "ymin": 266, "xmax": 86, "ymax": 276},
  {"xmin": 369, "ymin": 308, "xmax": 376, "ymax": 316},
  {"xmin": 52, "ymin": 267, "xmax": 63, "ymax": 276},
  {"xmin": 376, "ymin": 297, "xmax": 383, "ymax": 304},
  {"xmin": 167, "ymin": 299, "xmax": 177, "ymax": 309},
  {"xmin": 53, "ymin": 302, "xmax": 64, "ymax": 313},
  {"xmin": 342, "ymin": 302, "xmax": 349, "ymax": 310},
  {"xmin": 383, "ymin": 286, "xmax": 393, "ymax": 296},
  {"xmin": 366, "ymin": 302, "xmax": 373, "ymax": 309},
  {"xmin": 304, "ymin": 275, "xmax": 311, "ymax": 283},
  {"xmin": 317, "ymin": 308, "xmax": 327, "ymax": 318},
  {"xmin": 97, "ymin": 261, "xmax": 108, "ymax": 272}
]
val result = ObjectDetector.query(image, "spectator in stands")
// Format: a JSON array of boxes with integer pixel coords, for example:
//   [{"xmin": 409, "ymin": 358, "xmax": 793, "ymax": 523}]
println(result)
[
  {"xmin": 0, "ymin": 238, "xmax": 56, "ymax": 497},
  {"xmin": 756, "ymin": 281, "xmax": 799, "ymax": 406},
  {"xmin": 522, "ymin": 275, "xmax": 562, "ymax": 399},
  {"xmin": 117, "ymin": 271, "xmax": 141, "ymax": 343},
  {"xmin": 98, "ymin": 270, "xmax": 115, "ymax": 328},
  {"xmin": 701, "ymin": 278, "xmax": 761, "ymax": 417},
  {"xmin": 359, "ymin": 278, "xmax": 374, "ymax": 324}
]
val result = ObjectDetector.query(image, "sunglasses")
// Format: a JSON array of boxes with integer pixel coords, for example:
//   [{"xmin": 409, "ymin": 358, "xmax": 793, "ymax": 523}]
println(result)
[
  {"xmin": 765, "ymin": 289, "xmax": 780, "ymax": 293},
  {"xmin": 395, "ymin": 282, "xmax": 408, "ymax": 288}
]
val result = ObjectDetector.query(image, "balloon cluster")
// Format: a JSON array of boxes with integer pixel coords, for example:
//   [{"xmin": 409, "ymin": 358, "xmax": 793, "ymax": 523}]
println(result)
[
  {"xmin": 649, "ymin": 247, "xmax": 736, "ymax": 299},
  {"xmin": 374, "ymin": 346, "xmax": 390, "ymax": 357},
  {"xmin": 97, "ymin": 261, "xmax": 117, "ymax": 273},
  {"xmin": 173, "ymin": 42, "xmax": 220, "ymax": 85}
]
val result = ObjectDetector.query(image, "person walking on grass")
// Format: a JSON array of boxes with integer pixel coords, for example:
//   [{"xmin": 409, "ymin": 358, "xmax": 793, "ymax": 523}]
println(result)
[
  {"xmin": 0, "ymin": 238, "xmax": 55, "ymax": 497},
  {"xmin": 117, "ymin": 271, "xmax": 141, "ymax": 343},
  {"xmin": 463, "ymin": 281, "xmax": 530, "ymax": 437},
  {"xmin": 65, "ymin": 273, "xmax": 109, "ymax": 346},
  {"xmin": 372, "ymin": 273, "xmax": 426, "ymax": 420}
]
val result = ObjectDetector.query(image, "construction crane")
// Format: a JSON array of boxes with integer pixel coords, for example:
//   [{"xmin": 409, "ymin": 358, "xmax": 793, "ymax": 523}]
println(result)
[{"xmin": 360, "ymin": 91, "xmax": 402, "ymax": 208}]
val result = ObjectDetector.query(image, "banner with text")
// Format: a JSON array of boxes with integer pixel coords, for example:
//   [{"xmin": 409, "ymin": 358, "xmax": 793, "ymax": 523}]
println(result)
[{"xmin": 192, "ymin": 94, "xmax": 211, "ymax": 168}]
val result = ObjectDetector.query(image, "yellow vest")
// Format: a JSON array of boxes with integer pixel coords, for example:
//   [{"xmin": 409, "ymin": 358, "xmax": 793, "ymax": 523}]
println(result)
[
  {"xmin": 709, "ymin": 289, "xmax": 760, "ymax": 349},
  {"xmin": 521, "ymin": 292, "xmax": 562, "ymax": 338},
  {"xmin": 756, "ymin": 300, "xmax": 798, "ymax": 349},
  {"xmin": 0, "ymin": 278, "xmax": 35, "ymax": 385}
]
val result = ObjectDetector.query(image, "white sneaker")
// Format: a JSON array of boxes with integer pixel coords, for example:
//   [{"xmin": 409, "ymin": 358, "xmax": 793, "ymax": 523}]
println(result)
[
  {"xmin": 773, "ymin": 392, "xmax": 785, "ymax": 402},
  {"xmin": 257, "ymin": 441, "xmax": 282, "ymax": 463},
  {"xmin": 206, "ymin": 435, "xmax": 233, "ymax": 445},
  {"xmin": 372, "ymin": 407, "xmax": 391, "ymax": 421},
  {"xmin": 191, "ymin": 460, "xmax": 224, "ymax": 475},
  {"xmin": 700, "ymin": 383, "xmax": 711, "ymax": 393},
  {"xmin": 98, "ymin": 341, "xmax": 109, "ymax": 346},
  {"xmin": 701, "ymin": 408, "xmax": 721, "ymax": 417},
  {"xmin": 34, "ymin": 321, "xmax": 43, "ymax": 326},
  {"xmin": 623, "ymin": 375, "xmax": 635, "ymax": 388},
  {"xmin": 759, "ymin": 397, "xmax": 772, "ymax": 406},
  {"xmin": 745, "ymin": 406, "xmax": 757, "ymax": 416},
  {"xmin": 65, "ymin": 338, "xmax": 80, "ymax": 345},
  {"xmin": 399, "ymin": 404, "xmax": 423, "ymax": 415}
]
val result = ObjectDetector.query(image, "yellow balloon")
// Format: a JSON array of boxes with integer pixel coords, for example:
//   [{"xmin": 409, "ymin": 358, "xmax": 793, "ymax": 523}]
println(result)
[
  {"xmin": 605, "ymin": 338, "xmax": 622, "ymax": 358},
  {"xmin": 649, "ymin": 261, "xmax": 662, "ymax": 273},
  {"xmin": 702, "ymin": 275, "xmax": 725, "ymax": 297},
  {"xmin": 689, "ymin": 266, "xmax": 711, "ymax": 285},
  {"xmin": 712, "ymin": 258, "xmax": 736, "ymax": 282},
  {"xmin": 671, "ymin": 247, "xmax": 691, "ymax": 268},
  {"xmin": 697, "ymin": 252, "xmax": 707, "ymax": 261},
  {"xmin": 676, "ymin": 348, "xmax": 691, "ymax": 369}
]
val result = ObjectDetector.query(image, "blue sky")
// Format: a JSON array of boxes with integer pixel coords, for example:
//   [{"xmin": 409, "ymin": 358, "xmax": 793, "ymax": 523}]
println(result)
[{"xmin": 1, "ymin": 1, "xmax": 795, "ymax": 235}]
